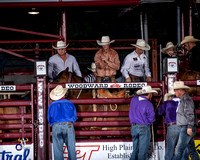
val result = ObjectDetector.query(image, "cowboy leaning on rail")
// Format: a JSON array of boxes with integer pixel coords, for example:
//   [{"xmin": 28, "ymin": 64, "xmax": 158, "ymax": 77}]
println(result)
[
  {"xmin": 48, "ymin": 40, "xmax": 82, "ymax": 82},
  {"xmin": 48, "ymin": 85, "xmax": 77, "ymax": 160},
  {"xmin": 129, "ymin": 85, "xmax": 157, "ymax": 160},
  {"xmin": 94, "ymin": 36, "xmax": 120, "ymax": 82}
]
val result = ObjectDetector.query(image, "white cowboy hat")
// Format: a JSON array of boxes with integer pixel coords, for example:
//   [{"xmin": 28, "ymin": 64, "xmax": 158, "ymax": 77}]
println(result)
[
  {"xmin": 164, "ymin": 89, "xmax": 175, "ymax": 101},
  {"xmin": 162, "ymin": 42, "xmax": 175, "ymax": 53},
  {"xmin": 136, "ymin": 85, "xmax": 158, "ymax": 95},
  {"xmin": 172, "ymin": 81, "xmax": 190, "ymax": 90},
  {"xmin": 131, "ymin": 39, "xmax": 150, "ymax": 51},
  {"xmin": 97, "ymin": 36, "xmax": 115, "ymax": 46},
  {"xmin": 53, "ymin": 41, "xmax": 69, "ymax": 49},
  {"xmin": 180, "ymin": 36, "xmax": 200, "ymax": 45},
  {"xmin": 50, "ymin": 85, "xmax": 68, "ymax": 100},
  {"xmin": 88, "ymin": 62, "xmax": 96, "ymax": 72}
]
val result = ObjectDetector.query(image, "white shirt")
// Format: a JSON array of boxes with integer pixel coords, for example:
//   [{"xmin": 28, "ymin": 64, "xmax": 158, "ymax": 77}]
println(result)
[
  {"xmin": 48, "ymin": 53, "xmax": 82, "ymax": 82},
  {"xmin": 121, "ymin": 51, "xmax": 151, "ymax": 79}
]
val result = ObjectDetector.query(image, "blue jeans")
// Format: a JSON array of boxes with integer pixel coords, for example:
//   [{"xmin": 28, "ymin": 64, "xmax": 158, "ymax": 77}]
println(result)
[
  {"xmin": 52, "ymin": 123, "xmax": 77, "ymax": 160},
  {"xmin": 173, "ymin": 126, "xmax": 199, "ymax": 160},
  {"xmin": 130, "ymin": 124, "xmax": 151, "ymax": 160},
  {"xmin": 166, "ymin": 125, "xmax": 189, "ymax": 160}
]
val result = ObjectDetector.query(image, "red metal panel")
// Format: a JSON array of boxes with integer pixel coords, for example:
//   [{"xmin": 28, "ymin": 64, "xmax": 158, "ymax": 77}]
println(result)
[
  {"xmin": 74, "ymin": 121, "xmax": 130, "ymax": 127},
  {"xmin": 0, "ymin": 1, "xmax": 141, "ymax": 8},
  {"xmin": 0, "ymin": 100, "xmax": 31, "ymax": 106},
  {"xmin": 77, "ymin": 111, "xmax": 129, "ymax": 117}
]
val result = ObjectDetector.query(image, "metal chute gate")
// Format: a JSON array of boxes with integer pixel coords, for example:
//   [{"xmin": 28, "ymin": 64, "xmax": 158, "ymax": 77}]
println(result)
[{"xmin": 0, "ymin": 79, "xmax": 200, "ymax": 160}]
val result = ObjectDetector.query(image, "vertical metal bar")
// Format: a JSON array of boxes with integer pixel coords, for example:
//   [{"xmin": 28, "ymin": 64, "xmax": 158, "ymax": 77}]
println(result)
[
  {"xmin": 181, "ymin": 11, "xmax": 185, "ymax": 40},
  {"xmin": 160, "ymin": 44, "xmax": 162, "ymax": 81},
  {"xmin": 60, "ymin": 11, "xmax": 67, "ymax": 42},
  {"xmin": 36, "ymin": 77, "xmax": 47, "ymax": 160},
  {"xmin": 144, "ymin": 11, "xmax": 149, "ymax": 61},
  {"xmin": 189, "ymin": 0, "xmax": 193, "ymax": 35},
  {"xmin": 140, "ymin": 11, "xmax": 144, "ymax": 39},
  {"xmin": 177, "ymin": 4, "xmax": 181, "ymax": 44}
]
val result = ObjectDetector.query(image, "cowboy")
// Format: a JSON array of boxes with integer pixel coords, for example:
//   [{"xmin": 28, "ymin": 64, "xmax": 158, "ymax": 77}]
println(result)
[
  {"xmin": 129, "ymin": 85, "xmax": 157, "ymax": 159},
  {"xmin": 94, "ymin": 36, "xmax": 120, "ymax": 82},
  {"xmin": 162, "ymin": 42, "xmax": 176, "ymax": 58},
  {"xmin": 158, "ymin": 89, "xmax": 189, "ymax": 160},
  {"xmin": 181, "ymin": 36, "xmax": 200, "ymax": 72},
  {"xmin": 172, "ymin": 81, "xmax": 199, "ymax": 160},
  {"xmin": 48, "ymin": 40, "xmax": 82, "ymax": 82},
  {"xmin": 84, "ymin": 62, "xmax": 96, "ymax": 83},
  {"xmin": 48, "ymin": 85, "xmax": 77, "ymax": 160},
  {"xmin": 121, "ymin": 39, "xmax": 151, "ymax": 82}
]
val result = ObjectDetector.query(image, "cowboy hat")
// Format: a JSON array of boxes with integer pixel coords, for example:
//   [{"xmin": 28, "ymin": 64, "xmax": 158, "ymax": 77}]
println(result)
[
  {"xmin": 88, "ymin": 62, "xmax": 96, "ymax": 72},
  {"xmin": 162, "ymin": 42, "xmax": 175, "ymax": 53},
  {"xmin": 97, "ymin": 36, "xmax": 115, "ymax": 46},
  {"xmin": 164, "ymin": 89, "xmax": 175, "ymax": 101},
  {"xmin": 136, "ymin": 85, "xmax": 158, "ymax": 95},
  {"xmin": 172, "ymin": 81, "xmax": 190, "ymax": 90},
  {"xmin": 50, "ymin": 85, "xmax": 68, "ymax": 100},
  {"xmin": 53, "ymin": 41, "xmax": 69, "ymax": 49},
  {"xmin": 180, "ymin": 36, "xmax": 200, "ymax": 45},
  {"xmin": 131, "ymin": 39, "xmax": 150, "ymax": 51}
]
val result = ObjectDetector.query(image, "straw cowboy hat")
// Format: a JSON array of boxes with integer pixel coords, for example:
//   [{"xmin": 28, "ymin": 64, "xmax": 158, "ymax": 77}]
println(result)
[
  {"xmin": 88, "ymin": 62, "xmax": 96, "ymax": 72},
  {"xmin": 172, "ymin": 81, "xmax": 190, "ymax": 90},
  {"xmin": 136, "ymin": 85, "xmax": 158, "ymax": 95},
  {"xmin": 180, "ymin": 36, "xmax": 200, "ymax": 45},
  {"xmin": 162, "ymin": 42, "xmax": 175, "ymax": 53},
  {"xmin": 164, "ymin": 89, "xmax": 175, "ymax": 101},
  {"xmin": 97, "ymin": 36, "xmax": 115, "ymax": 46},
  {"xmin": 53, "ymin": 41, "xmax": 69, "ymax": 49},
  {"xmin": 50, "ymin": 85, "xmax": 68, "ymax": 100},
  {"xmin": 131, "ymin": 39, "xmax": 150, "ymax": 51}
]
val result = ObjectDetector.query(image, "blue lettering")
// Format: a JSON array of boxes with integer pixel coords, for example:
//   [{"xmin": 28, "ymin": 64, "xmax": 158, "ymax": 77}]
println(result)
[
  {"xmin": 23, "ymin": 148, "xmax": 30, "ymax": 160},
  {"xmin": 0, "ymin": 148, "xmax": 30, "ymax": 160},
  {"xmin": 14, "ymin": 155, "xmax": 22, "ymax": 160}
]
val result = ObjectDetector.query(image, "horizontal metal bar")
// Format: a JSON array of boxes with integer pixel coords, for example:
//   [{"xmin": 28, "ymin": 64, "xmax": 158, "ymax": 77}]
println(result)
[
  {"xmin": 0, "ymin": 100, "xmax": 32, "ymax": 106},
  {"xmin": 70, "ymin": 98, "xmax": 131, "ymax": 104},
  {"xmin": 0, "ymin": 114, "xmax": 32, "ymax": 119},
  {"xmin": 74, "ymin": 121, "xmax": 130, "ymax": 127},
  {"xmin": 77, "ymin": 111, "xmax": 129, "ymax": 117},
  {"xmin": 0, "ymin": 26, "xmax": 62, "ymax": 39},
  {"xmin": 0, "ymin": 132, "xmax": 32, "ymax": 138},
  {"xmin": 0, "ymin": 39, "xmax": 58, "ymax": 44},
  {"xmin": 0, "ymin": 124, "xmax": 33, "ymax": 129}
]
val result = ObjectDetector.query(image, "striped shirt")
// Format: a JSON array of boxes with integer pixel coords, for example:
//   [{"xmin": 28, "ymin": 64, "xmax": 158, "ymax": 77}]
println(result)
[
  {"xmin": 48, "ymin": 53, "xmax": 82, "ymax": 82},
  {"xmin": 84, "ymin": 73, "xmax": 95, "ymax": 83},
  {"xmin": 121, "ymin": 51, "xmax": 151, "ymax": 79}
]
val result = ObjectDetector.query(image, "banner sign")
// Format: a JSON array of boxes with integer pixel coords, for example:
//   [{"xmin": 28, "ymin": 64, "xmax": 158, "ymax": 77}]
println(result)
[
  {"xmin": 0, "ymin": 144, "xmax": 34, "ymax": 160},
  {"xmin": 51, "ymin": 141, "xmax": 165, "ymax": 160},
  {"xmin": 65, "ymin": 82, "xmax": 147, "ymax": 89},
  {"xmin": 0, "ymin": 85, "xmax": 16, "ymax": 91}
]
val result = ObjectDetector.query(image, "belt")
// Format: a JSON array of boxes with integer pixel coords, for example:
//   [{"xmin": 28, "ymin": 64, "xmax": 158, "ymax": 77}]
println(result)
[
  {"xmin": 167, "ymin": 122, "xmax": 176, "ymax": 127},
  {"xmin": 129, "ymin": 74, "xmax": 140, "ymax": 79},
  {"xmin": 55, "ymin": 121, "xmax": 72, "ymax": 124}
]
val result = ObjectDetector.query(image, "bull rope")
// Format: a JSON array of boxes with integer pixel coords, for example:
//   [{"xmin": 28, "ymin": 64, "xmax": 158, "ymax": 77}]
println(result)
[
  {"xmin": 97, "ymin": 91, "xmax": 118, "ymax": 111},
  {"xmin": 76, "ymin": 89, "xmax": 82, "ymax": 99}
]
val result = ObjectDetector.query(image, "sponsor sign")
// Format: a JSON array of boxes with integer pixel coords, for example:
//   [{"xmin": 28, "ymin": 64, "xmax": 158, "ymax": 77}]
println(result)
[
  {"xmin": 0, "ymin": 85, "xmax": 16, "ymax": 91},
  {"xmin": 0, "ymin": 144, "xmax": 33, "ymax": 160},
  {"xmin": 65, "ymin": 83, "xmax": 147, "ymax": 89},
  {"xmin": 51, "ymin": 141, "xmax": 165, "ymax": 160},
  {"xmin": 35, "ymin": 61, "xmax": 47, "ymax": 76},
  {"xmin": 167, "ymin": 58, "xmax": 178, "ymax": 73}
]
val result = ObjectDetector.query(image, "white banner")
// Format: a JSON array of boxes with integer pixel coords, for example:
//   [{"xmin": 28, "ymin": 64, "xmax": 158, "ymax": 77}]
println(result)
[
  {"xmin": 0, "ymin": 85, "xmax": 16, "ymax": 91},
  {"xmin": 65, "ymin": 82, "xmax": 147, "ymax": 89},
  {"xmin": 52, "ymin": 141, "xmax": 165, "ymax": 160},
  {"xmin": 0, "ymin": 144, "xmax": 34, "ymax": 160}
]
